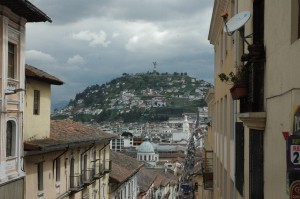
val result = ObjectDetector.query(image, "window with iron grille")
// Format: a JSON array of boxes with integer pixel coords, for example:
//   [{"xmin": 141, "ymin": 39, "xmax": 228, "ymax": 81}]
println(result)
[
  {"xmin": 249, "ymin": 130, "xmax": 264, "ymax": 199},
  {"xmin": 235, "ymin": 122, "xmax": 244, "ymax": 196},
  {"xmin": 34, "ymin": 90, "xmax": 40, "ymax": 115}
]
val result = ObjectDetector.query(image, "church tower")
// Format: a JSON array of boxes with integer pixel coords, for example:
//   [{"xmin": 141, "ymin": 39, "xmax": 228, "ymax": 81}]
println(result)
[{"xmin": 183, "ymin": 115, "xmax": 191, "ymax": 139}]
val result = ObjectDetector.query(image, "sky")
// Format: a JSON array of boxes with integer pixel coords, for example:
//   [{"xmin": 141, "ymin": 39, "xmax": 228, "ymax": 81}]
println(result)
[{"xmin": 26, "ymin": 0, "xmax": 214, "ymax": 105}]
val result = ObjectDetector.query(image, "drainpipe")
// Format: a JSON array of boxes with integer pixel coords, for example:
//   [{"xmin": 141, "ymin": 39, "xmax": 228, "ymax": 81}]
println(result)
[
  {"xmin": 233, "ymin": 1, "xmax": 238, "ymax": 199},
  {"xmin": 80, "ymin": 143, "xmax": 96, "ymax": 170},
  {"xmin": 52, "ymin": 146, "xmax": 69, "ymax": 175}
]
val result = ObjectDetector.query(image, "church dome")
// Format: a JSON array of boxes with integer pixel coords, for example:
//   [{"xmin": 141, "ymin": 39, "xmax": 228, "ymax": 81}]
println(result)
[{"xmin": 137, "ymin": 136, "xmax": 155, "ymax": 153}]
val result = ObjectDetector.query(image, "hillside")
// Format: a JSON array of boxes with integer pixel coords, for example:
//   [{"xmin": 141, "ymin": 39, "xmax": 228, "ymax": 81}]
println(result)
[{"xmin": 52, "ymin": 72, "xmax": 212, "ymax": 123}]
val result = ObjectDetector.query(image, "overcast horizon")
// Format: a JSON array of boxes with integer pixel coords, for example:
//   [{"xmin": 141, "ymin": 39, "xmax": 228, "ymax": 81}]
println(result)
[{"xmin": 26, "ymin": 0, "xmax": 214, "ymax": 105}]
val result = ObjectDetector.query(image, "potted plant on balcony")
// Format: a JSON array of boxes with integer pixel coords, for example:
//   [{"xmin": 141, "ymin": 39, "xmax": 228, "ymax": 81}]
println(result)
[{"xmin": 218, "ymin": 64, "xmax": 250, "ymax": 100}]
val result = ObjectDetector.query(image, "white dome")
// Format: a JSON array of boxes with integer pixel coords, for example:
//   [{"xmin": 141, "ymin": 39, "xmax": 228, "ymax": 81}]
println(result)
[{"xmin": 138, "ymin": 138, "xmax": 155, "ymax": 153}]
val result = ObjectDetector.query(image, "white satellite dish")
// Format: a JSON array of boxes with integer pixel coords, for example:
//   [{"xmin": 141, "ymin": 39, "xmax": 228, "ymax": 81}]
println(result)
[{"xmin": 224, "ymin": 11, "xmax": 251, "ymax": 33}]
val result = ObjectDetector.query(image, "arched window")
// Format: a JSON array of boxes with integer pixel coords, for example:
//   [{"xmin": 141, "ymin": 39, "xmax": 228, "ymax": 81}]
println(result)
[{"xmin": 6, "ymin": 120, "xmax": 16, "ymax": 157}]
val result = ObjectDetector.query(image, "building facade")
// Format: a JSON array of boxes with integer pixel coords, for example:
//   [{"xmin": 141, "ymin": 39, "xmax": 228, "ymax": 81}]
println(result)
[
  {"xmin": 207, "ymin": 0, "xmax": 300, "ymax": 199},
  {"xmin": 23, "ymin": 65, "xmax": 117, "ymax": 199},
  {"xmin": 0, "ymin": 1, "xmax": 50, "ymax": 198}
]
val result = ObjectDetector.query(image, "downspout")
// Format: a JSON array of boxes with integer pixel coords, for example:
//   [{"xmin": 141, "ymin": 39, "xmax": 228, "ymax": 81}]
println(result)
[
  {"xmin": 52, "ymin": 146, "xmax": 70, "ymax": 198},
  {"xmin": 80, "ymin": 143, "xmax": 96, "ymax": 170},
  {"xmin": 52, "ymin": 146, "xmax": 69, "ymax": 175},
  {"xmin": 233, "ymin": 1, "xmax": 238, "ymax": 199}
]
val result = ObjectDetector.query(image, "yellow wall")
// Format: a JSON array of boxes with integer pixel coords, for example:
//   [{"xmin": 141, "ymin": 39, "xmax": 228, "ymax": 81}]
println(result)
[
  {"xmin": 25, "ymin": 143, "xmax": 111, "ymax": 199},
  {"xmin": 24, "ymin": 79, "xmax": 51, "ymax": 140},
  {"xmin": 263, "ymin": 1, "xmax": 300, "ymax": 198}
]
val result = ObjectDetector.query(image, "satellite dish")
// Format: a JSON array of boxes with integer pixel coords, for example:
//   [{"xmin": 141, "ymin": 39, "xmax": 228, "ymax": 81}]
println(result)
[{"xmin": 224, "ymin": 11, "xmax": 251, "ymax": 33}]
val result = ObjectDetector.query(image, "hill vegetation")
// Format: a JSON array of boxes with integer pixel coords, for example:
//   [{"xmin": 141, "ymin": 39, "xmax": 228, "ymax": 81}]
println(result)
[{"xmin": 52, "ymin": 72, "xmax": 212, "ymax": 123}]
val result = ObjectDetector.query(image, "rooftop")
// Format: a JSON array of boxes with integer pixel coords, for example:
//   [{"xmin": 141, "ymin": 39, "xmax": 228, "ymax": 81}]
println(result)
[
  {"xmin": 26, "ymin": 64, "xmax": 63, "ymax": 85},
  {"xmin": 0, "ymin": 0, "xmax": 51, "ymax": 22},
  {"xmin": 24, "ymin": 120, "xmax": 117, "ymax": 154},
  {"xmin": 110, "ymin": 151, "xmax": 144, "ymax": 191}
]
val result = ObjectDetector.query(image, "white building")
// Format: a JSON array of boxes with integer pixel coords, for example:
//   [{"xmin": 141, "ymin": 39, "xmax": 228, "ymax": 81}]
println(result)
[
  {"xmin": 137, "ymin": 137, "xmax": 159, "ymax": 166},
  {"xmin": 110, "ymin": 133, "xmax": 134, "ymax": 151}
]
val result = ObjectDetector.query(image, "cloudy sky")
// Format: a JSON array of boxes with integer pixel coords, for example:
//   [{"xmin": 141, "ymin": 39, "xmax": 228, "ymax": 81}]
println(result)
[{"xmin": 26, "ymin": 0, "xmax": 214, "ymax": 105}]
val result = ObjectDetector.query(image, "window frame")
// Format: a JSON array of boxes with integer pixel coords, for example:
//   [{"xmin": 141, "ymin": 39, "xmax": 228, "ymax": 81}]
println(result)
[
  {"xmin": 6, "ymin": 120, "xmax": 16, "ymax": 157},
  {"xmin": 33, "ymin": 90, "xmax": 40, "ymax": 115},
  {"xmin": 8, "ymin": 42, "xmax": 16, "ymax": 79},
  {"xmin": 37, "ymin": 162, "xmax": 44, "ymax": 191}
]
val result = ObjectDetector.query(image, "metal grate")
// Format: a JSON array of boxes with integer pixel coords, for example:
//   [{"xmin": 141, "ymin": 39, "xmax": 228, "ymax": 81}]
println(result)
[{"xmin": 235, "ymin": 122, "xmax": 244, "ymax": 196}]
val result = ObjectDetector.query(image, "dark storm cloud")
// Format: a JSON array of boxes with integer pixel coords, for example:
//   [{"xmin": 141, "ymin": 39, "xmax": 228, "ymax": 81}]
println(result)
[
  {"xmin": 26, "ymin": 0, "xmax": 214, "ymax": 104},
  {"xmin": 31, "ymin": 0, "xmax": 212, "ymax": 24}
]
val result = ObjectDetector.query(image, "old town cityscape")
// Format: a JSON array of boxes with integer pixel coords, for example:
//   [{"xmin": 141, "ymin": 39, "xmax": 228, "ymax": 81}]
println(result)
[{"xmin": 0, "ymin": 0, "xmax": 299, "ymax": 199}]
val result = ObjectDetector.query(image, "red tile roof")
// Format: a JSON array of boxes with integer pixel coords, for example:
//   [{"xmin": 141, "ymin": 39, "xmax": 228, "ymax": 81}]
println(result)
[
  {"xmin": 26, "ymin": 64, "xmax": 63, "ymax": 85},
  {"xmin": 110, "ymin": 151, "xmax": 144, "ymax": 191},
  {"xmin": 24, "ymin": 120, "xmax": 117, "ymax": 153}
]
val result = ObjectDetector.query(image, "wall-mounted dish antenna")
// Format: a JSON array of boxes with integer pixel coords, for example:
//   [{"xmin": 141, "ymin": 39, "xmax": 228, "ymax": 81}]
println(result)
[{"xmin": 223, "ymin": 11, "xmax": 251, "ymax": 34}]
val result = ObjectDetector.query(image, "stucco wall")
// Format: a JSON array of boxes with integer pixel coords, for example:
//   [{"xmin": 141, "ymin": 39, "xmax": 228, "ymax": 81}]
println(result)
[
  {"xmin": 24, "ymin": 79, "xmax": 51, "ymax": 140},
  {"xmin": 263, "ymin": 0, "xmax": 300, "ymax": 198}
]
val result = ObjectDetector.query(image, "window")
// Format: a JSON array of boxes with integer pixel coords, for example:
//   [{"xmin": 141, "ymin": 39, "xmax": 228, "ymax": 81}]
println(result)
[
  {"xmin": 8, "ymin": 42, "xmax": 16, "ymax": 79},
  {"xmin": 56, "ymin": 158, "xmax": 60, "ymax": 182},
  {"xmin": 235, "ymin": 122, "xmax": 244, "ymax": 196},
  {"xmin": 33, "ymin": 90, "xmax": 40, "ymax": 115},
  {"xmin": 37, "ymin": 162, "xmax": 44, "ymax": 191},
  {"xmin": 6, "ymin": 121, "xmax": 16, "ymax": 157}
]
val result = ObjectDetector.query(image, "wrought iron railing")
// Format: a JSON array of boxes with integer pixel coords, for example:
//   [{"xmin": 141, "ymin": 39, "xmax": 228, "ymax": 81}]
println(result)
[
  {"xmin": 70, "ymin": 173, "xmax": 83, "ymax": 191},
  {"xmin": 202, "ymin": 150, "xmax": 213, "ymax": 190},
  {"xmin": 82, "ymin": 169, "xmax": 94, "ymax": 184}
]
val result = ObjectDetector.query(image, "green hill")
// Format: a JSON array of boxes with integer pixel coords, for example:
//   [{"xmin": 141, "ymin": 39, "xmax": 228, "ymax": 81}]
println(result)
[{"xmin": 52, "ymin": 72, "xmax": 212, "ymax": 123}]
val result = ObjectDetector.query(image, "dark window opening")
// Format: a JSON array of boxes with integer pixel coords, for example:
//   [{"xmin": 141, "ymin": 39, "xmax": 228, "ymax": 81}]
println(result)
[
  {"xmin": 37, "ymin": 162, "xmax": 44, "ymax": 191},
  {"xmin": 235, "ymin": 122, "xmax": 244, "ymax": 196},
  {"xmin": 34, "ymin": 90, "xmax": 40, "ymax": 115},
  {"xmin": 8, "ymin": 43, "xmax": 16, "ymax": 79},
  {"xmin": 56, "ymin": 158, "xmax": 60, "ymax": 182},
  {"xmin": 6, "ymin": 121, "xmax": 13, "ymax": 157}
]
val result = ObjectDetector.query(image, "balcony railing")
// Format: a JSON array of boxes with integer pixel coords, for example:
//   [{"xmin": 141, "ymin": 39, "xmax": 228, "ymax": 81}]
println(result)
[
  {"xmin": 202, "ymin": 150, "xmax": 213, "ymax": 190},
  {"xmin": 92, "ymin": 159, "xmax": 112, "ymax": 179},
  {"xmin": 101, "ymin": 160, "xmax": 112, "ymax": 174},
  {"xmin": 70, "ymin": 173, "xmax": 83, "ymax": 192},
  {"xmin": 82, "ymin": 169, "xmax": 95, "ymax": 184}
]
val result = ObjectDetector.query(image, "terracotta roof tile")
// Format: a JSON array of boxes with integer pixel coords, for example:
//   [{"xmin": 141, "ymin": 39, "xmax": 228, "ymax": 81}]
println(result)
[
  {"xmin": 136, "ymin": 167, "xmax": 157, "ymax": 193},
  {"xmin": 110, "ymin": 151, "xmax": 143, "ymax": 184},
  {"xmin": 24, "ymin": 120, "xmax": 117, "ymax": 152},
  {"xmin": 26, "ymin": 64, "xmax": 63, "ymax": 85}
]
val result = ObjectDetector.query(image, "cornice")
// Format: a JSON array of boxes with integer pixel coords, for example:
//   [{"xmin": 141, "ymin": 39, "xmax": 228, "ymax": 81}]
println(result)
[{"xmin": 208, "ymin": 0, "xmax": 229, "ymax": 45}]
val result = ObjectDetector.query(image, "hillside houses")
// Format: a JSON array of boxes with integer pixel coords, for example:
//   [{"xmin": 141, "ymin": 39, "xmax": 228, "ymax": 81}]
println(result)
[{"xmin": 52, "ymin": 73, "xmax": 211, "ymax": 120}]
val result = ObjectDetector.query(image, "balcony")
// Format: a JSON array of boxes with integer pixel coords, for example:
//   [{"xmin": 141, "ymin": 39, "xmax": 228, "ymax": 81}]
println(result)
[
  {"xmin": 102, "ymin": 160, "xmax": 112, "ymax": 174},
  {"xmin": 70, "ymin": 173, "xmax": 83, "ymax": 192},
  {"xmin": 202, "ymin": 150, "xmax": 213, "ymax": 190},
  {"xmin": 92, "ymin": 159, "xmax": 111, "ymax": 179},
  {"xmin": 82, "ymin": 169, "xmax": 95, "ymax": 185}
]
